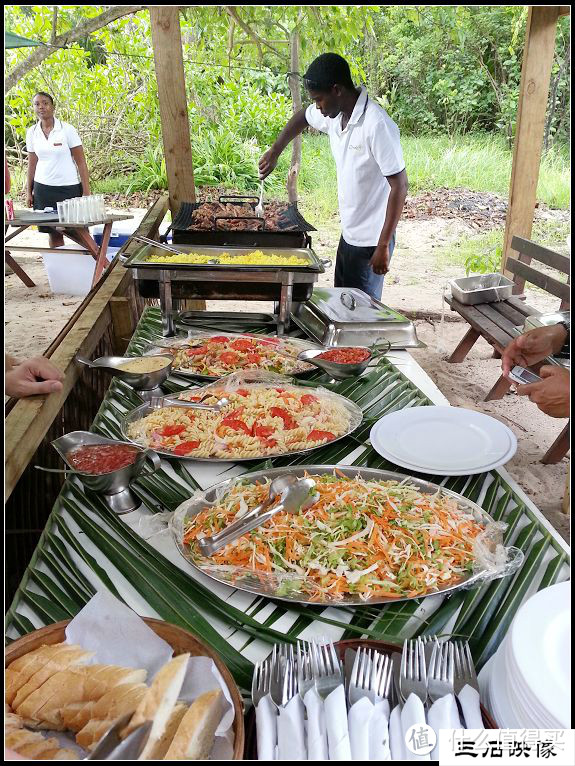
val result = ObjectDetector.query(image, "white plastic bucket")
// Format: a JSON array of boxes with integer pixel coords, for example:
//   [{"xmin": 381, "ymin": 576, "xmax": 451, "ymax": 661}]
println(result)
[{"xmin": 42, "ymin": 247, "xmax": 118, "ymax": 296}]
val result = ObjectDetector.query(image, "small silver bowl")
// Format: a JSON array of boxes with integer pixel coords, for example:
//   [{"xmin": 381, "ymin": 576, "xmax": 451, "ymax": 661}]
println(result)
[
  {"xmin": 297, "ymin": 339, "xmax": 391, "ymax": 380},
  {"xmin": 51, "ymin": 431, "xmax": 162, "ymax": 513},
  {"xmin": 76, "ymin": 354, "xmax": 173, "ymax": 391}
]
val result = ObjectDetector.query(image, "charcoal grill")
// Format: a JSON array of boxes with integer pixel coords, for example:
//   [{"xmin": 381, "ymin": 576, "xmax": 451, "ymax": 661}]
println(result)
[{"xmin": 166, "ymin": 195, "xmax": 316, "ymax": 248}]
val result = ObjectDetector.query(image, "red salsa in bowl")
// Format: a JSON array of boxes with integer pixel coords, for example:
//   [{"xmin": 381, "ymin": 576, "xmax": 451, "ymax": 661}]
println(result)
[
  {"xmin": 316, "ymin": 347, "xmax": 371, "ymax": 365},
  {"xmin": 67, "ymin": 444, "xmax": 141, "ymax": 475}
]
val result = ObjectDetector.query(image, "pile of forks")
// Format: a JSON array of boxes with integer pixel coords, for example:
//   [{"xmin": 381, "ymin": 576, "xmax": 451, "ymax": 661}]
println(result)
[{"xmin": 252, "ymin": 636, "xmax": 485, "ymax": 761}]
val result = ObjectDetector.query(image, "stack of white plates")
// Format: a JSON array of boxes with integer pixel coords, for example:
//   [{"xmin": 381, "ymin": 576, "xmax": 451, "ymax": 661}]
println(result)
[
  {"xmin": 478, "ymin": 581, "xmax": 571, "ymax": 727},
  {"xmin": 369, "ymin": 406, "xmax": 517, "ymax": 475}
]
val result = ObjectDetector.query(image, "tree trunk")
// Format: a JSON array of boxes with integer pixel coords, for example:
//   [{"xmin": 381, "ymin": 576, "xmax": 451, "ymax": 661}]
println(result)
[
  {"xmin": 287, "ymin": 28, "xmax": 302, "ymax": 205},
  {"xmin": 544, "ymin": 40, "xmax": 570, "ymax": 152},
  {"xmin": 5, "ymin": 5, "xmax": 145, "ymax": 93}
]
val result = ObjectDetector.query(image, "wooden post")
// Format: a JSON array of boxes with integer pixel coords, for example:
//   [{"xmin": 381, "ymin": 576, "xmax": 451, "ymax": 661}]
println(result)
[
  {"xmin": 287, "ymin": 27, "xmax": 302, "ymax": 204},
  {"xmin": 150, "ymin": 6, "xmax": 196, "ymax": 214},
  {"xmin": 501, "ymin": 6, "xmax": 560, "ymax": 292}
]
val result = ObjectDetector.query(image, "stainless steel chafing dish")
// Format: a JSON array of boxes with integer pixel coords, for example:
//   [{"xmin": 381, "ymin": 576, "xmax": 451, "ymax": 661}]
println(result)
[
  {"xmin": 123, "ymin": 243, "xmax": 325, "ymax": 337},
  {"xmin": 291, "ymin": 287, "xmax": 425, "ymax": 349}
]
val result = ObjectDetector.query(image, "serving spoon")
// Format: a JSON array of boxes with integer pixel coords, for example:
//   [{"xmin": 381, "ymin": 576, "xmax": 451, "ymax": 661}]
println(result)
[{"xmin": 197, "ymin": 476, "xmax": 317, "ymax": 557}]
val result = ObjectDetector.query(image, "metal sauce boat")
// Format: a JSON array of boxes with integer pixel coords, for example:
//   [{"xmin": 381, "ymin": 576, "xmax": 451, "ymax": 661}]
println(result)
[
  {"xmin": 76, "ymin": 354, "xmax": 173, "ymax": 394},
  {"xmin": 49, "ymin": 431, "xmax": 162, "ymax": 514},
  {"xmin": 297, "ymin": 338, "xmax": 391, "ymax": 380}
]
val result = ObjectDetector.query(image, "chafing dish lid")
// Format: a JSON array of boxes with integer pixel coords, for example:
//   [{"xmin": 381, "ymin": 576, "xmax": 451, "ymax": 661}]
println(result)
[{"xmin": 308, "ymin": 288, "xmax": 408, "ymax": 324}]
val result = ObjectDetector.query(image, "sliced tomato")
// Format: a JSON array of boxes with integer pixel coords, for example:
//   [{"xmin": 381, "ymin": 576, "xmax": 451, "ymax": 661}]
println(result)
[
  {"xmin": 274, "ymin": 388, "xmax": 285, "ymax": 394},
  {"xmin": 253, "ymin": 424, "xmax": 274, "ymax": 438},
  {"xmin": 230, "ymin": 338, "xmax": 256, "ymax": 351},
  {"xmin": 270, "ymin": 406, "xmax": 297, "ymax": 430},
  {"xmin": 220, "ymin": 418, "xmax": 251, "ymax": 435},
  {"xmin": 246, "ymin": 353, "xmax": 262, "ymax": 364},
  {"xmin": 226, "ymin": 406, "xmax": 245, "ymax": 419},
  {"xmin": 236, "ymin": 388, "xmax": 249, "ymax": 397},
  {"xmin": 172, "ymin": 440, "xmax": 200, "ymax": 455},
  {"xmin": 300, "ymin": 394, "xmax": 318, "ymax": 405},
  {"xmin": 159, "ymin": 424, "xmax": 186, "ymax": 437},
  {"xmin": 219, "ymin": 352, "xmax": 240, "ymax": 366},
  {"xmin": 186, "ymin": 347, "xmax": 206, "ymax": 356},
  {"xmin": 260, "ymin": 438, "xmax": 278, "ymax": 448},
  {"xmin": 307, "ymin": 429, "xmax": 335, "ymax": 442},
  {"xmin": 210, "ymin": 336, "xmax": 229, "ymax": 343}
]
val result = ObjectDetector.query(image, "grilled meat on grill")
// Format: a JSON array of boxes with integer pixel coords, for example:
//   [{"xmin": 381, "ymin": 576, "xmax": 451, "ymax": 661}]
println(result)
[{"xmin": 188, "ymin": 201, "xmax": 298, "ymax": 231}]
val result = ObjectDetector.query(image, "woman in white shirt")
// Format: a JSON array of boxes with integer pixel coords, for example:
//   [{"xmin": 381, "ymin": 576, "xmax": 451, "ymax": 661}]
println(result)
[{"xmin": 26, "ymin": 92, "xmax": 91, "ymax": 248}]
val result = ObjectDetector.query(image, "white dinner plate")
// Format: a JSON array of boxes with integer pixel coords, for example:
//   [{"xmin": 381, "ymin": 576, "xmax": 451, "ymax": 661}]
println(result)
[
  {"xmin": 370, "ymin": 406, "xmax": 517, "ymax": 475},
  {"xmin": 508, "ymin": 581, "xmax": 571, "ymax": 728}
]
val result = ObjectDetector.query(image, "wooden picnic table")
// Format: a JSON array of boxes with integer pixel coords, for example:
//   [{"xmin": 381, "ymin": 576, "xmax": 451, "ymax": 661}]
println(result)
[{"xmin": 5, "ymin": 212, "xmax": 133, "ymax": 288}]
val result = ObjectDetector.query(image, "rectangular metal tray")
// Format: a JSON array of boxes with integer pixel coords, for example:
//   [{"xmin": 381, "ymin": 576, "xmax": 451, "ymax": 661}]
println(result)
[
  {"xmin": 522, "ymin": 311, "xmax": 570, "ymax": 332},
  {"xmin": 291, "ymin": 287, "xmax": 425, "ymax": 349},
  {"xmin": 123, "ymin": 243, "xmax": 323, "ymax": 273},
  {"xmin": 449, "ymin": 274, "xmax": 514, "ymax": 305}
]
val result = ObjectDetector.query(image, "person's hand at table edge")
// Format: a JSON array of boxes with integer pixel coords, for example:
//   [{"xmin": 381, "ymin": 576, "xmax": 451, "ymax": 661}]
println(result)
[
  {"xmin": 515, "ymin": 365, "xmax": 570, "ymax": 418},
  {"xmin": 5, "ymin": 355, "xmax": 64, "ymax": 399},
  {"xmin": 501, "ymin": 325, "xmax": 568, "ymax": 377},
  {"xmin": 369, "ymin": 242, "xmax": 391, "ymax": 276}
]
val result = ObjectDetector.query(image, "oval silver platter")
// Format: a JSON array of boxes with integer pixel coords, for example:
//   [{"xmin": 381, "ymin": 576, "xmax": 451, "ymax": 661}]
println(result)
[
  {"xmin": 139, "ymin": 333, "xmax": 320, "ymax": 382},
  {"xmin": 169, "ymin": 465, "xmax": 503, "ymax": 607},
  {"xmin": 120, "ymin": 389, "xmax": 363, "ymax": 462}
]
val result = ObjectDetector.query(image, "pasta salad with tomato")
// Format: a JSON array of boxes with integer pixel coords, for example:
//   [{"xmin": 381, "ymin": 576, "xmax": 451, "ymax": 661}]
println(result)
[
  {"xmin": 125, "ymin": 384, "xmax": 355, "ymax": 459},
  {"xmin": 149, "ymin": 335, "xmax": 315, "ymax": 377}
]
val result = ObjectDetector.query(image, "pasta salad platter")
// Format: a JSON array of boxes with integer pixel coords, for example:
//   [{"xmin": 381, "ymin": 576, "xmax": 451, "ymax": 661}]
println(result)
[
  {"xmin": 139, "ymin": 332, "xmax": 319, "ymax": 380},
  {"xmin": 170, "ymin": 466, "xmax": 523, "ymax": 607},
  {"xmin": 121, "ymin": 372, "xmax": 363, "ymax": 462}
]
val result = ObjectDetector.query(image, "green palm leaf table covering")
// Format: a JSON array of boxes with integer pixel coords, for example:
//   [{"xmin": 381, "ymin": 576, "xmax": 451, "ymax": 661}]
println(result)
[{"xmin": 6, "ymin": 308, "xmax": 570, "ymax": 693}]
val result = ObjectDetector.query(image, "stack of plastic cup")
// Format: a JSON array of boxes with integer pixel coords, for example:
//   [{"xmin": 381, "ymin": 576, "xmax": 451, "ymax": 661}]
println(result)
[{"xmin": 56, "ymin": 195, "xmax": 108, "ymax": 223}]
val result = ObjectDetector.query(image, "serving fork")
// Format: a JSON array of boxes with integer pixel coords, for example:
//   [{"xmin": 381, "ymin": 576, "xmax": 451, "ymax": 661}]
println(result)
[
  {"xmin": 427, "ymin": 641, "xmax": 455, "ymax": 703},
  {"xmin": 453, "ymin": 641, "xmax": 479, "ymax": 695},
  {"xmin": 310, "ymin": 641, "xmax": 344, "ymax": 700},
  {"xmin": 399, "ymin": 638, "xmax": 428, "ymax": 704},
  {"xmin": 348, "ymin": 647, "xmax": 392, "ymax": 706},
  {"xmin": 252, "ymin": 657, "xmax": 273, "ymax": 708}
]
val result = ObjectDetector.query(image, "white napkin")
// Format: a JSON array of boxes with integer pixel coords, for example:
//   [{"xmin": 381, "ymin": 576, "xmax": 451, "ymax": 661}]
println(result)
[
  {"xmin": 277, "ymin": 695, "xmax": 306, "ymax": 761},
  {"xmin": 324, "ymin": 685, "xmax": 352, "ymax": 760},
  {"xmin": 389, "ymin": 704, "xmax": 405, "ymax": 761},
  {"xmin": 458, "ymin": 685, "xmax": 484, "ymax": 729},
  {"xmin": 303, "ymin": 688, "xmax": 328, "ymax": 760},
  {"xmin": 401, "ymin": 693, "xmax": 431, "ymax": 761},
  {"xmin": 256, "ymin": 695, "xmax": 278, "ymax": 761},
  {"xmin": 370, "ymin": 699, "xmax": 391, "ymax": 760},
  {"xmin": 428, "ymin": 693, "xmax": 461, "ymax": 760},
  {"xmin": 348, "ymin": 697, "xmax": 373, "ymax": 760}
]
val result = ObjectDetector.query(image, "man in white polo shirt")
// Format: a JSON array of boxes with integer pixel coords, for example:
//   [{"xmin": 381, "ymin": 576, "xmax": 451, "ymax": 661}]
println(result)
[{"xmin": 259, "ymin": 53, "xmax": 408, "ymax": 300}]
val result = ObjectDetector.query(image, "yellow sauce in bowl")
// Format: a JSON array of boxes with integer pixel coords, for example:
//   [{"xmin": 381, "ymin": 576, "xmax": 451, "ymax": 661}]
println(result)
[{"xmin": 118, "ymin": 356, "xmax": 172, "ymax": 373}]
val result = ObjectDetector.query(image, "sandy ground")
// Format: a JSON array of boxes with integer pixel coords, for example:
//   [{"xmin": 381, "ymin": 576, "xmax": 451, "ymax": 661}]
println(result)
[{"xmin": 4, "ymin": 207, "xmax": 569, "ymax": 540}]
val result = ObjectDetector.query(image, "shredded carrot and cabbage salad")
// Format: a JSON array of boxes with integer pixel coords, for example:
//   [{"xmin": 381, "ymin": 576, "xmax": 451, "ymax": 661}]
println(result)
[{"xmin": 182, "ymin": 473, "xmax": 486, "ymax": 601}]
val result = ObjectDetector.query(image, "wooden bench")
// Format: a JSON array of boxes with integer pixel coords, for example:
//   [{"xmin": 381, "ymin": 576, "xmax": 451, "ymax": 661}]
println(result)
[{"xmin": 445, "ymin": 235, "xmax": 570, "ymax": 464}]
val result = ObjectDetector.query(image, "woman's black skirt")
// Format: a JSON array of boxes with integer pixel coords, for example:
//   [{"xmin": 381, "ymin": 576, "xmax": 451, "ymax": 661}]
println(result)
[{"xmin": 33, "ymin": 180, "xmax": 83, "ymax": 233}]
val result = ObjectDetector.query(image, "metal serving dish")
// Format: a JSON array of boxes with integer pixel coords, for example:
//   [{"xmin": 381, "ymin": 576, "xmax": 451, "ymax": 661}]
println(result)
[
  {"xmin": 123, "ymin": 244, "xmax": 323, "ymax": 272},
  {"xmin": 169, "ymin": 465, "xmax": 520, "ymax": 607},
  {"xmin": 449, "ymin": 274, "xmax": 514, "ymax": 305},
  {"xmin": 139, "ymin": 333, "xmax": 319, "ymax": 382},
  {"xmin": 76, "ymin": 354, "xmax": 173, "ymax": 391},
  {"xmin": 120, "ymin": 386, "xmax": 363, "ymax": 462},
  {"xmin": 522, "ymin": 311, "xmax": 570, "ymax": 333},
  {"xmin": 51, "ymin": 431, "xmax": 161, "ymax": 513},
  {"xmin": 291, "ymin": 287, "xmax": 425, "ymax": 349}
]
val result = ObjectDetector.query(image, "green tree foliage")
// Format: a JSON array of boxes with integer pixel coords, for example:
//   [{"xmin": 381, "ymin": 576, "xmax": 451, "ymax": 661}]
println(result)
[{"xmin": 4, "ymin": 5, "xmax": 570, "ymax": 195}]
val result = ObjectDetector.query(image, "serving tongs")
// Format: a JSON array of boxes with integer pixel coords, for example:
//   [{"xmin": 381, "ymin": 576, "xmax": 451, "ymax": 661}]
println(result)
[
  {"xmin": 197, "ymin": 476, "xmax": 318, "ymax": 557},
  {"xmin": 149, "ymin": 395, "xmax": 230, "ymax": 412},
  {"xmin": 132, "ymin": 234, "xmax": 187, "ymax": 256},
  {"xmin": 85, "ymin": 711, "xmax": 152, "ymax": 760}
]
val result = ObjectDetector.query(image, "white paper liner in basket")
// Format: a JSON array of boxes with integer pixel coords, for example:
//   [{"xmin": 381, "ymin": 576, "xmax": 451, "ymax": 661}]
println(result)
[{"xmin": 170, "ymin": 472, "xmax": 523, "ymax": 606}]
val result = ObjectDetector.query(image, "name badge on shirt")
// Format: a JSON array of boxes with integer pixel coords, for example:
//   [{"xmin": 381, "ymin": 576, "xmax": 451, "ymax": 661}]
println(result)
[
  {"xmin": 350, "ymin": 144, "xmax": 364, "ymax": 152},
  {"xmin": 53, "ymin": 142, "xmax": 63, "ymax": 146}
]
